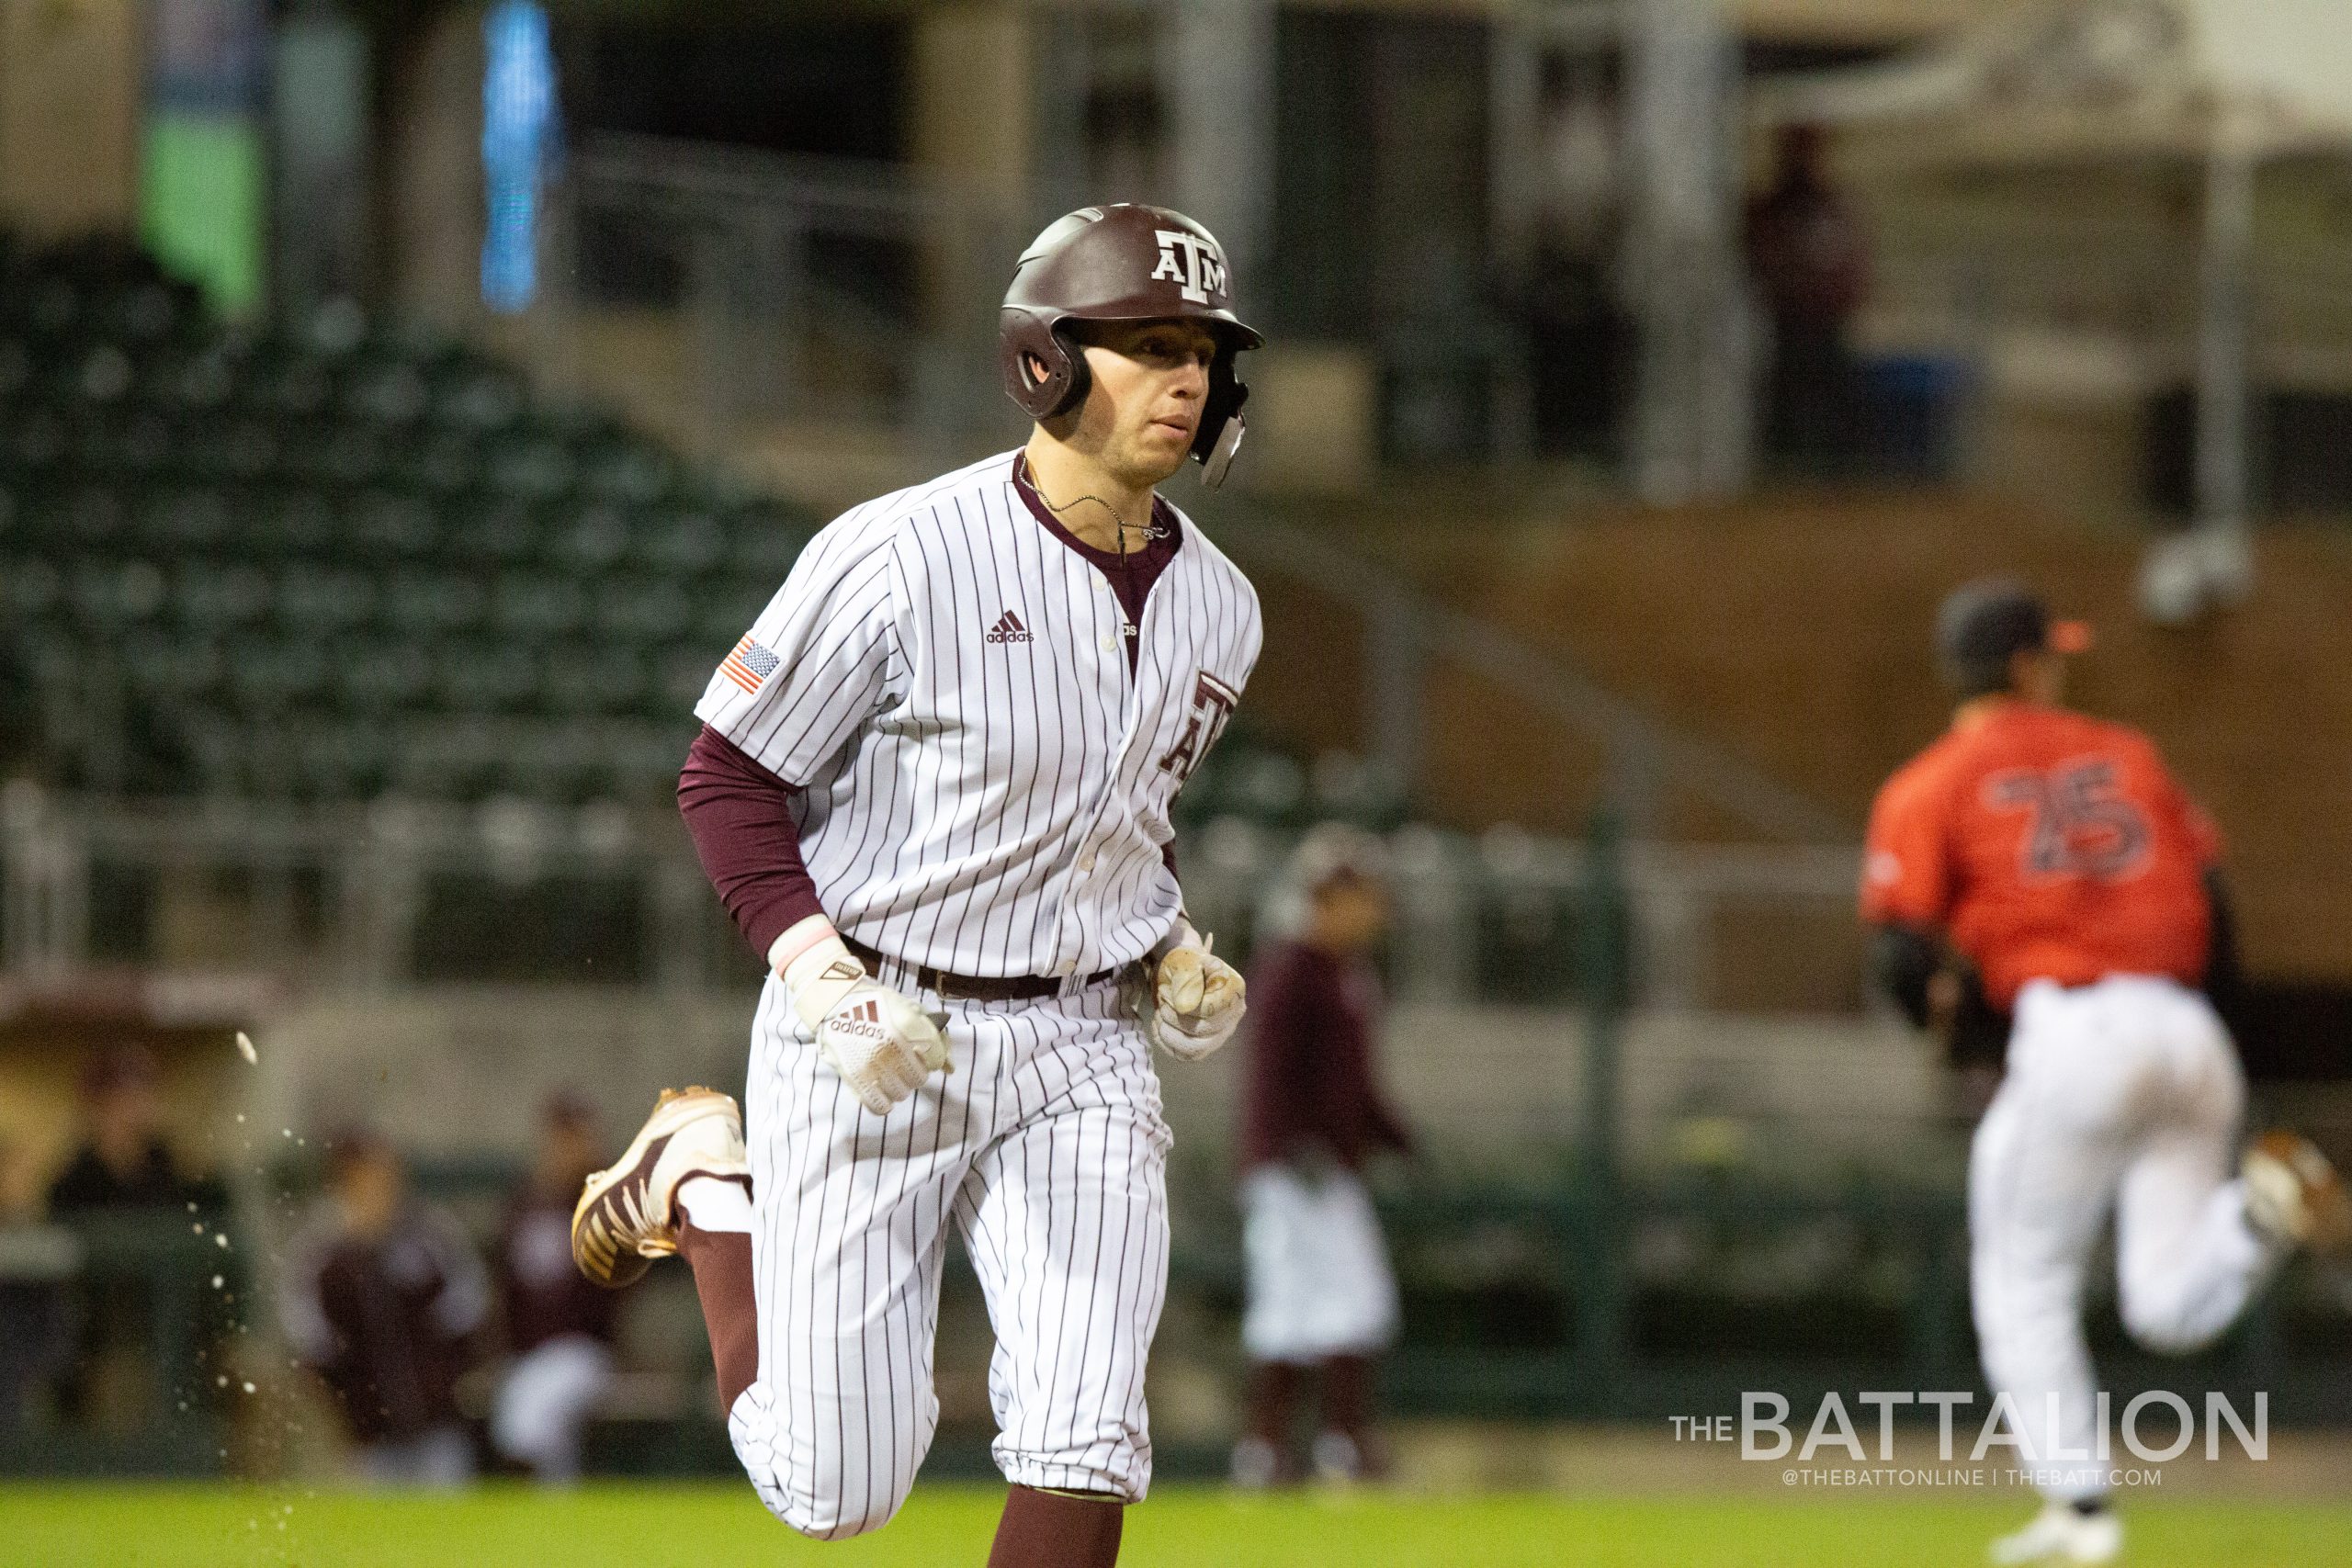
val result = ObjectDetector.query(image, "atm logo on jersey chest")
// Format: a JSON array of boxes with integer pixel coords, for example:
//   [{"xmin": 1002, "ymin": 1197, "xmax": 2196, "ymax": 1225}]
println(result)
[{"xmin": 1158, "ymin": 670, "xmax": 1239, "ymax": 782}]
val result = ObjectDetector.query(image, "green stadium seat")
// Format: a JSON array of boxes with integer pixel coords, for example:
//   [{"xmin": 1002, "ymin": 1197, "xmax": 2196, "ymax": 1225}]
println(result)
[
  {"xmin": 22, "ymin": 275, "xmax": 81, "ymax": 339},
  {"xmin": 69, "ymin": 558, "xmax": 166, "ymax": 629},
  {"xmin": 68, "ymin": 411, "xmax": 135, "ymax": 472},
  {"xmin": 489, "ymin": 572, "xmax": 588, "ymax": 638},
  {"xmin": 727, "ymin": 513, "xmax": 807, "ymax": 578},
  {"xmin": 164, "ymin": 346, "xmax": 238, "ymax": 412},
  {"xmin": 254, "ymin": 350, "xmax": 334, "ymax": 418},
  {"xmin": 302, "ymin": 298, "xmax": 370, "ymax": 360},
  {"xmin": 61, "ymin": 485, "xmax": 130, "ymax": 546},
  {"xmin": 550, "ymin": 504, "xmax": 629, "ymax": 572},
  {"xmin": 181, "ymin": 415, "xmax": 283, "ymax": 484},
  {"xmin": 104, "ymin": 278, "xmax": 190, "ymax": 346},
  {"xmin": 634, "ymin": 507, "xmax": 725, "ymax": 576},
  {"xmin": 296, "ymin": 423, "xmax": 390, "ymax": 489},
  {"xmin": 601, "ymin": 720, "xmax": 695, "ymax": 798},
  {"xmin": 335, "ymin": 642, "xmax": 432, "ymax": 712},
  {"xmin": 302, "ymin": 721, "xmax": 395, "ymax": 798},
  {"xmin": 266, "ymin": 490, "xmax": 341, "ymax": 557},
  {"xmin": 273, "ymin": 564, "xmax": 375, "ymax": 632},
  {"xmin": 433, "ymin": 642, "xmax": 538, "ymax": 711},
  {"xmin": 2, "ymin": 556, "xmax": 61, "ymax": 619},
  {"xmin": 141, "ymin": 486, "xmax": 232, "ymax": 551},
  {"xmin": 1219, "ymin": 750, "xmax": 1309, "ymax": 827},
  {"xmin": 120, "ymin": 631, "xmax": 225, "ymax": 705},
  {"xmin": 539, "ymin": 644, "xmax": 652, "ymax": 715},
  {"xmin": 3, "ymin": 407, "xmax": 65, "ymax": 471},
  {"xmin": 591, "ymin": 579, "xmax": 690, "ymax": 644},
  {"xmin": 225, "ymin": 640, "xmax": 331, "ymax": 711},
  {"xmin": 344, "ymin": 361, "xmax": 430, "ymax": 429},
  {"xmin": 697, "ymin": 594, "xmax": 757, "ymax": 649},
  {"xmin": 486, "ymin": 434, "xmax": 576, "ymax": 501},
  {"xmin": 0, "ymin": 339, "xmax": 32, "ymax": 401},
  {"xmin": 348, "ymin": 490, "xmax": 439, "ymax": 558},
  {"xmin": 432, "ymin": 366, "xmax": 526, "ymax": 433},
  {"xmin": 392, "ymin": 719, "xmax": 503, "ymax": 798},
  {"xmin": 579, "ymin": 441, "xmax": 673, "ymax": 507},
  {"xmin": 452, "ymin": 499, "xmax": 539, "ymax": 567},
  {"xmin": 73, "ymin": 344, "xmax": 136, "ymax": 406},
  {"xmin": 175, "ymin": 563, "xmax": 272, "ymax": 632},
  {"xmin": 391, "ymin": 428, "xmax": 481, "ymax": 499},
  {"xmin": 657, "ymin": 646, "xmax": 717, "ymax": 710},
  {"xmin": 383, "ymin": 570, "xmax": 489, "ymax": 636}
]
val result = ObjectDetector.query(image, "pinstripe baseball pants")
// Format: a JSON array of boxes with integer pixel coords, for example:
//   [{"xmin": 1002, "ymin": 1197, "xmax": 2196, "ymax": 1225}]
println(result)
[{"xmin": 728, "ymin": 964, "xmax": 1170, "ymax": 1540}]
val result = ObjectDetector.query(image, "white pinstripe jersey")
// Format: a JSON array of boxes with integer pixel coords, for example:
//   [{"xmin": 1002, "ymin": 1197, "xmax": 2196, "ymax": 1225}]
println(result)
[{"xmin": 695, "ymin": 450, "xmax": 1261, "ymax": 980}]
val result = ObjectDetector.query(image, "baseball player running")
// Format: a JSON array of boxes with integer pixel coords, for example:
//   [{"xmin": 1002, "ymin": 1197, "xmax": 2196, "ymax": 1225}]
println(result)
[
  {"xmin": 1862, "ymin": 581, "xmax": 2351, "ymax": 1566},
  {"xmin": 571, "ymin": 204, "xmax": 1261, "ymax": 1566}
]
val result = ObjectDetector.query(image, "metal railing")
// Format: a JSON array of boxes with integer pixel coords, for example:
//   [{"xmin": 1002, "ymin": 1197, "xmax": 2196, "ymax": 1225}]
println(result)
[
  {"xmin": 1, "ymin": 782, "xmax": 1863, "ymax": 1012},
  {"xmin": 531, "ymin": 134, "xmax": 1020, "ymax": 453}
]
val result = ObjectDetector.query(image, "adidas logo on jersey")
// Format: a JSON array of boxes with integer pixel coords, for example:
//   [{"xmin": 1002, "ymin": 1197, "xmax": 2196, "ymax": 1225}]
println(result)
[{"xmin": 986, "ymin": 611, "xmax": 1033, "ymax": 645}]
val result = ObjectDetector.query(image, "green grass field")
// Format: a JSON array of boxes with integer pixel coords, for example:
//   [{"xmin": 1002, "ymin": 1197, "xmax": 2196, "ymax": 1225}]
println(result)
[{"xmin": 8, "ymin": 1484, "xmax": 2349, "ymax": 1568}]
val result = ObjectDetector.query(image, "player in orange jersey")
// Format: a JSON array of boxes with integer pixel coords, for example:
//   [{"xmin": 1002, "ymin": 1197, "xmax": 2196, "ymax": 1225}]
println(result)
[{"xmin": 1863, "ymin": 581, "xmax": 2349, "ymax": 1566}]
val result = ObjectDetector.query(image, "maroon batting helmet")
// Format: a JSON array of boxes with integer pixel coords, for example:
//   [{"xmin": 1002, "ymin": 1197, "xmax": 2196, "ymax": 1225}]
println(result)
[{"xmin": 1000, "ymin": 204, "xmax": 1263, "ymax": 488}]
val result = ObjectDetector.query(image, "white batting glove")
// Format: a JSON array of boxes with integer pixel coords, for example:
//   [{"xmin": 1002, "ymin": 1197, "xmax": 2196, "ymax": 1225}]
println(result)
[
  {"xmin": 772, "ymin": 916, "xmax": 951, "ymax": 1115},
  {"xmin": 1143, "ymin": 917, "xmax": 1246, "ymax": 1062}
]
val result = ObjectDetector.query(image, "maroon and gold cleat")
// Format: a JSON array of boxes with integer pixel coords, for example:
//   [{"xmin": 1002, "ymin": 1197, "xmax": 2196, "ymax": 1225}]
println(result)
[
  {"xmin": 2244, "ymin": 1130, "xmax": 2352, "ymax": 1257},
  {"xmin": 571, "ymin": 1087, "xmax": 749, "ymax": 1289}
]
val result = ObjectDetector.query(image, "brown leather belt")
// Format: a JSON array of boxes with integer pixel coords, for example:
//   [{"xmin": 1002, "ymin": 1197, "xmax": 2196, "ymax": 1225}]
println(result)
[{"xmin": 842, "ymin": 935, "xmax": 1123, "ymax": 1003}]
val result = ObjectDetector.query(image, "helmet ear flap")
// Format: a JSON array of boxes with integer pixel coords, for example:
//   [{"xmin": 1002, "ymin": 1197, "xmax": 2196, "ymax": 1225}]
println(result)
[
  {"xmin": 1001, "ymin": 313, "xmax": 1089, "ymax": 421},
  {"xmin": 1046, "ymin": 325, "xmax": 1091, "ymax": 419}
]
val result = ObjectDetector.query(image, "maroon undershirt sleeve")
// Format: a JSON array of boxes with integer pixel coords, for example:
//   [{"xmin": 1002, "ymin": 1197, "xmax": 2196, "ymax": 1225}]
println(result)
[{"xmin": 677, "ymin": 725, "xmax": 826, "ymax": 961}]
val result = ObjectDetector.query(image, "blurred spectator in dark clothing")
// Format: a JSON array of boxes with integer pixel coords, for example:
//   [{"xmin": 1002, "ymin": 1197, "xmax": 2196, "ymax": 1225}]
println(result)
[
  {"xmin": 490, "ymin": 1092, "xmax": 619, "ymax": 1483},
  {"xmin": 0, "ymin": 1133, "xmax": 66, "ymax": 1434},
  {"xmin": 1522, "ymin": 81, "xmax": 1631, "ymax": 459},
  {"xmin": 48, "ymin": 1047, "xmax": 226, "ymax": 1216},
  {"xmin": 46, "ymin": 1046, "xmax": 229, "ymax": 1432},
  {"xmin": 1233, "ymin": 826, "xmax": 1414, "ymax": 1490},
  {"xmin": 1522, "ymin": 231, "xmax": 1633, "ymax": 460},
  {"xmin": 1747, "ymin": 124, "xmax": 1871, "ymax": 475},
  {"xmin": 0, "ymin": 639, "xmax": 37, "ymax": 781},
  {"xmin": 280, "ymin": 1132, "xmax": 487, "ymax": 1486}
]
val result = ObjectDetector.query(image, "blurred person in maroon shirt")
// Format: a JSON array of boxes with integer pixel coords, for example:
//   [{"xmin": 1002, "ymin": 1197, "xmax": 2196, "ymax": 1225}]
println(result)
[
  {"xmin": 491, "ymin": 1093, "xmax": 620, "ymax": 1483},
  {"xmin": 1746, "ymin": 123, "xmax": 1871, "ymax": 475},
  {"xmin": 279, "ymin": 1131, "xmax": 489, "ymax": 1486},
  {"xmin": 1231, "ymin": 826, "xmax": 1414, "ymax": 1488}
]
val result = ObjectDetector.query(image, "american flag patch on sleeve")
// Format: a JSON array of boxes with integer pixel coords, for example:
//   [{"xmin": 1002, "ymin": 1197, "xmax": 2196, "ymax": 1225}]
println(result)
[{"xmin": 718, "ymin": 635, "xmax": 781, "ymax": 694}]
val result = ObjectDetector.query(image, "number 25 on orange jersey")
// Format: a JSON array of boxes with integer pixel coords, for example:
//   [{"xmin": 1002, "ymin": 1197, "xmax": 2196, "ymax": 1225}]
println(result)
[{"xmin": 1983, "ymin": 759, "xmax": 2153, "ymax": 883}]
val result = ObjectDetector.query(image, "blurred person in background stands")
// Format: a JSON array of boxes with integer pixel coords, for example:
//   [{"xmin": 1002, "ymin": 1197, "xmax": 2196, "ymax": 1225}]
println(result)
[
  {"xmin": 0, "ymin": 1131, "xmax": 65, "ymax": 1433},
  {"xmin": 1521, "ymin": 73, "xmax": 1630, "ymax": 460},
  {"xmin": 491, "ymin": 1093, "xmax": 619, "ymax": 1483},
  {"xmin": 1745, "ymin": 123, "xmax": 1871, "ymax": 477},
  {"xmin": 280, "ymin": 1131, "xmax": 489, "ymax": 1486},
  {"xmin": 47, "ymin": 1045, "xmax": 229, "ymax": 1431},
  {"xmin": 48, "ymin": 1045, "xmax": 226, "ymax": 1216},
  {"xmin": 1232, "ymin": 827, "xmax": 1415, "ymax": 1488}
]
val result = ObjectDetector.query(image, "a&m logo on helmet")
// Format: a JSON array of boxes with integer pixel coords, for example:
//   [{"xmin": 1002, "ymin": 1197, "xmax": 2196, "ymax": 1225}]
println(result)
[{"xmin": 1150, "ymin": 229, "xmax": 1227, "ymax": 305}]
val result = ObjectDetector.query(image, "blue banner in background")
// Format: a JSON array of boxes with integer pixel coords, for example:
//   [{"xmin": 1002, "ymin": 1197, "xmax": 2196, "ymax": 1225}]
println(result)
[{"xmin": 482, "ymin": 1, "xmax": 559, "ymax": 314}]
